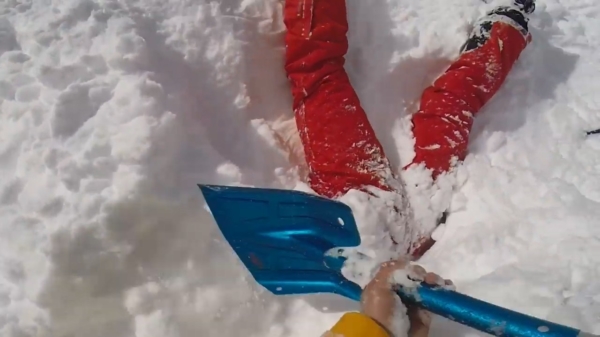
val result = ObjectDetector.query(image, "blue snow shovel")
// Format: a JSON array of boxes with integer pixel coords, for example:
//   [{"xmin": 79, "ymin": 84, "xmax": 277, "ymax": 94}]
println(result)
[{"xmin": 199, "ymin": 184, "xmax": 593, "ymax": 337}]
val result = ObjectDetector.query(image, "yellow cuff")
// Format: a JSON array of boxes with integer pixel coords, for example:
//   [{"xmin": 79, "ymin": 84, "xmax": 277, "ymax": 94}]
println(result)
[{"xmin": 329, "ymin": 312, "xmax": 389, "ymax": 337}]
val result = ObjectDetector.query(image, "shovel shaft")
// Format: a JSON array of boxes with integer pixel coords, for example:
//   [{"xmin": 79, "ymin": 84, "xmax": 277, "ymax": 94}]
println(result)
[{"xmin": 399, "ymin": 284, "xmax": 587, "ymax": 337}]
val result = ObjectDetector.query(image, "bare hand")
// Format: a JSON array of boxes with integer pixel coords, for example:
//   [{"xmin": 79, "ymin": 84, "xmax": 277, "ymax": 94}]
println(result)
[{"xmin": 360, "ymin": 259, "xmax": 452, "ymax": 337}]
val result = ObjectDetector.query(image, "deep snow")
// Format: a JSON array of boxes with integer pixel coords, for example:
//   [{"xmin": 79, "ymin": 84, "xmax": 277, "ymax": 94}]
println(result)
[{"xmin": 1, "ymin": 0, "xmax": 600, "ymax": 336}]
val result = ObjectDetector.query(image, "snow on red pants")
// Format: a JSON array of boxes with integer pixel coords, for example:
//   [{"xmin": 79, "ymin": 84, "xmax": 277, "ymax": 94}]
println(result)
[
  {"xmin": 411, "ymin": 7, "xmax": 532, "ymax": 177},
  {"xmin": 283, "ymin": 0, "xmax": 532, "ymax": 252}
]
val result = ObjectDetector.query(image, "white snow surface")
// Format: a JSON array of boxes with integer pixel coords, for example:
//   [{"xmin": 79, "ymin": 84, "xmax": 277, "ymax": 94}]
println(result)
[{"xmin": 1, "ymin": 0, "xmax": 600, "ymax": 336}]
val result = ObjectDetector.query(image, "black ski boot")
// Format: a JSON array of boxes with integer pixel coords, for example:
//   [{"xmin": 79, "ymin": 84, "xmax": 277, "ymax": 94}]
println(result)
[
  {"xmin": 514, "ymin": 0, "xmax": 536, "ymax": 14},
  {"xmin": 461, "ymin": 0, "xmax": 535, "ymax": 53}
]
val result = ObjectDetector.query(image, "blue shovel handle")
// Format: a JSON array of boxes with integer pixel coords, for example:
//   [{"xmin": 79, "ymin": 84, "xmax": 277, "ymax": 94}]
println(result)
[{"xmin": 398, "ymin": 283, "xmax": 590, "ymax": 337}]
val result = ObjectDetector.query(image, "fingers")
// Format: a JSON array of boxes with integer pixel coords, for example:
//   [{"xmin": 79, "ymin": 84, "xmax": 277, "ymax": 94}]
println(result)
[
  {"xmin": 396, "ymin": 262, "xmax": 452, "ymax": 287},
  {"xmin": 423, "ymin": 272, "xmax": 442, "ymax": 285},
  {"xmin": 369, "ymin": 258, "xmax": 410, "ymax": 289},
  {"xmin": 423, "ymin": 271, "xmax": 453, "ymax": 288},
  {"xmin": 378, "ymin": 258, "xmax": 410, "ymax": 275},
  {"xmin": 371, "ymin": 258, "xmax": 454, "ymax": 290},
  {"xmin": 410, "ymin": 265, "xmax": 427, "ymax": 279}
]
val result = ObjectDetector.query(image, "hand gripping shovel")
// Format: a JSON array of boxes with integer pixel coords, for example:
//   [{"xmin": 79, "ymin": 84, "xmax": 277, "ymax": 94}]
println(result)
[{"xmin": 199, "ymin": 184, "xmax": 593, "ymax": 337}]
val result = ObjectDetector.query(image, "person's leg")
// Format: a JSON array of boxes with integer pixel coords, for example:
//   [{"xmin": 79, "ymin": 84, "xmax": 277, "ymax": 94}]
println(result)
[
  {"xmin": 409, "ymin": 1, "xmax": 535, "ymax": 177},
  {"xmin": 283, "ymin": 0, "xmax": 398, "ymax": 199},
  {"xmin": 284, "ymin": 0, "xmax": 434, "ymax": 258}
]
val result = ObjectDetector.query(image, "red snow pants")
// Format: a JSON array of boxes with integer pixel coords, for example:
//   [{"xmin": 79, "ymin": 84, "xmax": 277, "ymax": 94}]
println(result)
[{"xmin": 283, "ymin": 0, "xmax": 531, "ymax": 256}]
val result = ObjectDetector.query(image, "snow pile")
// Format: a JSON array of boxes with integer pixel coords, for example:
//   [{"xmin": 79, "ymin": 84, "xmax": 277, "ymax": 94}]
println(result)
[{"xmin": 1, "ymin": 0, "xmax": 600, "ymax": 336}]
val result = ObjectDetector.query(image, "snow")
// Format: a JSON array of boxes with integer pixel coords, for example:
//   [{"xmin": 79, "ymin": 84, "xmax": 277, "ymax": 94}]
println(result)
[{"xmin": 1, "ymin": 0, "xmax": 600, "ymax": 336}]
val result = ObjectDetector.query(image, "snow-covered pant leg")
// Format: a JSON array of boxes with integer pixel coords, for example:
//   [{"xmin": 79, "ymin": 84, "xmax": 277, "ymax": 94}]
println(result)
[
  {"xmin": 283, "ymin": 0, "xmax": 398, "ymax": 199},
  {"xmin": 410, "ymin": 6, "xmax": 533, "ymax": 177}
]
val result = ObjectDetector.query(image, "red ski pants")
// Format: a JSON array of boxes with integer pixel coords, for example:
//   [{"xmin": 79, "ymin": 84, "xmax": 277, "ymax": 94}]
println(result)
[
  {"xmin": 283, "ymin": 0, "xmax": 531, "ymax": 254},
  {"xmin": 284, "ymin": 0, "xmax": 530, "ymax": 196}
]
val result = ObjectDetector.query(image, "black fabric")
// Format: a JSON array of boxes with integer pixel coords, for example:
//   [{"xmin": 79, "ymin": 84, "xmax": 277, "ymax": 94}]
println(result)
[
  {"xmin": 514, "ymin": 0, "xmax": 536, "ymax": 14},
  {"xmin": 490, "ymin": 6, "xmax": 529, "ymax": 32},
  {"xmin": 460, "ymin": 6, "xmax": 531, "ymax": 53}
]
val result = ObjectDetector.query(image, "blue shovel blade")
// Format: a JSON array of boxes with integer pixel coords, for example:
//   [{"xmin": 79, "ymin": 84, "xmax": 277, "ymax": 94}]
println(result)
[
  {"xmin": 199, "ymin": 184, "xmax": 362, "ymax": 300},
  {"xmin": 200, "ymin": 184, "xmax": 585, "ymax": 337}
]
